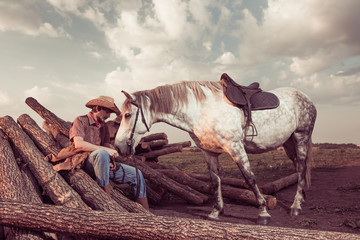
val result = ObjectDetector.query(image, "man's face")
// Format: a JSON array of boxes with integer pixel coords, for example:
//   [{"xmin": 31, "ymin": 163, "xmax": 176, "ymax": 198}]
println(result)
[{"xmin": 94, "ymin": 107, "xmax": 112, "ymax": 122}]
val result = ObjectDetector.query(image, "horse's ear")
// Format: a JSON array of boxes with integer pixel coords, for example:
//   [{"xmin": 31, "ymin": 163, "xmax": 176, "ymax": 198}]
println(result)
[
  {"xmin": 121, "ymin": 90, "xmax": 133, "ymax": 100},
  {"xmin": 121, "ymin": 90, "xmax": 138, "ymax": 107}
]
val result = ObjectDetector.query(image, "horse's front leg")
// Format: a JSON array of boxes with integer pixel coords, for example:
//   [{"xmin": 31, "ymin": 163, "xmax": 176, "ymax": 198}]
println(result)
[
  {"xmin": 230, "ymin": 145, "xmax": 271, "ymax": 225},
  {"xmin": 202, "ymin": 150, "xmax": 224, "ymax": 220}
]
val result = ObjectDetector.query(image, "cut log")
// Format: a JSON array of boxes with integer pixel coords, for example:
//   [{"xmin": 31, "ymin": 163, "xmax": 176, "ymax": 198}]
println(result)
[
  {"xmin": 0, "ymin": 115, "xmax": 90, "ymax": 210},
  {"xmin": 221, "ymin": 185, "xmax": 277, "ymax": 210},
  {"xmin": 162, "ymin": 141, "xmax": 191, "ymax": 149},
  {"xmin": 158, "ymin": 169, "xmax": 276, "ymax": 209},
  {"xmin": 141, "ymin": 139, "xmax": 168, "ymax": 149},
  {"xmin": 2, "ymin": 200, "xmax": 360, "ymax": 240},
  {"xmin": 42, "ymin": 121, "xmax": 69, "ymax": 148},
  {"xmin": 157, "ymin": 169, "xmax": 212, "ymax": 193},
  {"xmin": 115, "ymin": 156, "xmax": 208, "ymax": 205},
  {"xmin": 18, "ymin": 114, "xmax": 143, "ymax": 213},
  {"xmin": 0, "ymin": 130, "xmax": 46, "ymax": 239},
  {"xmin": 139, "ymin": 145, "xmax": 183, "ymax": 160},
  {"xmin": 189, "ymin": 173, "xmax": 249, "ymax": 189},
  {"xmin": 18, "ymin": 114, "xmax": 62, "ymax": 156},
  {"xmin": 109, "ymin": 184, "xmax": 152, "ymax": 214},
  {"xmin": 260, "ymin": 173, "xmax": 298, "ymax": 195},
  {"xmin": 25, "ymin": 97, "xmax": 71, "ymax": 137},
  {"xmin": 140, "ymin": 132, "xmax": 167, "ymax": 142}
]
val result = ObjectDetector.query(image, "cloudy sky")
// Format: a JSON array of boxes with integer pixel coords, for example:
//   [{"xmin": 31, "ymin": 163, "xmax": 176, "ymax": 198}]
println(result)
[{"xmin": 1, "ymin": 0, "xmax": 359, "ymax": 144}]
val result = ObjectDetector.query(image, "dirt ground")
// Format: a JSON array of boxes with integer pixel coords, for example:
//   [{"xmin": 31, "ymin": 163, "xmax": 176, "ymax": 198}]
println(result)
[{"xmin": 150, "ymin": 166, "xmax": 360, "ymax": 235}]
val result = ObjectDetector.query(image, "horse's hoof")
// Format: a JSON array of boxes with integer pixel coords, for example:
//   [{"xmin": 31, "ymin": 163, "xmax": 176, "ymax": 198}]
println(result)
[
  {"xmin": 290, "ymin": 208, "xmax": 301, "ymax": 216},
  {"xmin": 257, "ymin": 215, "xmax": 271, "ymax": 225}
]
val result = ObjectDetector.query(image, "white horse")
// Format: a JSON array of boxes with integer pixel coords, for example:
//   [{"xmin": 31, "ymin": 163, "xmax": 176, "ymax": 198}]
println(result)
[{"xmin": 115, "ymin": 79, "xmax": 317, "ymax": 225}]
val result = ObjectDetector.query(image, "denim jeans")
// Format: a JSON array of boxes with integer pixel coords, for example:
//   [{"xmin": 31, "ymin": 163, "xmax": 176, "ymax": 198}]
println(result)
[{"xmin": 84, "ymin": 149, "xmax": 146, "ymax": 198}]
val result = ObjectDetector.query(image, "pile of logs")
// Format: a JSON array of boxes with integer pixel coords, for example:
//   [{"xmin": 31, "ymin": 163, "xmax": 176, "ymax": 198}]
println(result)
[{"xmin": 2, "ymin": 97, "xmax": 354, "ymax": 239}]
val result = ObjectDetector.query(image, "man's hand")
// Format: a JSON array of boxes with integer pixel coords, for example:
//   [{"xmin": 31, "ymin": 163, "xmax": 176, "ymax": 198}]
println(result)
[{"xmin": 106, "ymin": 148, "xmax": 119, "ymax": 158}]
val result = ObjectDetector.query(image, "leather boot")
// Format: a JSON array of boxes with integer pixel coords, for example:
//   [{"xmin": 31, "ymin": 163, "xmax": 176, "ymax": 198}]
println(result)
[
  {"xmin": 101, "ymin": 184, "xmax": 111, "ymax": 195},
  {"xmin": 136, "ymin": 197, "xmax": 150, "ymax": 211}
]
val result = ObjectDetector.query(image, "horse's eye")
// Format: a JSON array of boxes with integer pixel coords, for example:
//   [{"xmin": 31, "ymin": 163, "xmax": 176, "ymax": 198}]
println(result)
[{"xmin": 125, "ymin": 113, "xmax": 131, "ymax": 118}]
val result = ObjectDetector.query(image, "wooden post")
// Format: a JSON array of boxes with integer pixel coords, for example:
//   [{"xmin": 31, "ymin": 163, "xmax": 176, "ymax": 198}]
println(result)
[
  {"xmin": 0, "ymin": 115, "xmax": 89, "ymax": 210},
  {"xmin": 2, "ymin": 200, "xmax": 359, "ymax": 240}
]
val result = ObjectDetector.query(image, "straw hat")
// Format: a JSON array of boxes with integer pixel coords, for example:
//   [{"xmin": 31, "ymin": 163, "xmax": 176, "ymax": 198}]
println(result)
[{"xmin": 85, "ymin": 96, "xmax": 120, "ymax": 114}]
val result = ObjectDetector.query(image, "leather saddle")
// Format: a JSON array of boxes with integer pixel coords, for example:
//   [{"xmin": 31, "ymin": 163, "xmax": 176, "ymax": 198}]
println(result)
[{"xmin": 220, "ymin": 73, "xmax": 280, "ymax": 136}]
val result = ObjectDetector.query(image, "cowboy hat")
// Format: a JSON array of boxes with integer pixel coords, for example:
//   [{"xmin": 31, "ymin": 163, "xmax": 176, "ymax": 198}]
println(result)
[{"xmin": 85, "ymin": 96, "xmax": 120, "ymax": 114}]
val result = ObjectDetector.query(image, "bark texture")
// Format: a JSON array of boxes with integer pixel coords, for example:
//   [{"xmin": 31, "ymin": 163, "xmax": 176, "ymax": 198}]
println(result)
[
  {"xmin": 0, "ymin": 115, "xmax": 89, "ymax": 210},
  {"xmin": 1, "ymin": 200, "xmax": 359, "ymax": 240}
]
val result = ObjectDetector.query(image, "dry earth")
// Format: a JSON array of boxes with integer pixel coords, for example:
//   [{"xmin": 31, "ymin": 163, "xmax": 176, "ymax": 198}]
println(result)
[{"xmin": 151, "ymin": 166, "xmax": 360, "ymax": 235}]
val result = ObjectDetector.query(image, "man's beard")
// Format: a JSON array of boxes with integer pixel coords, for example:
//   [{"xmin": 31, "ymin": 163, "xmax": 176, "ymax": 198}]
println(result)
[{"xmin": 96, "ymin": 115, "xmax": 105, "ymax": 123}]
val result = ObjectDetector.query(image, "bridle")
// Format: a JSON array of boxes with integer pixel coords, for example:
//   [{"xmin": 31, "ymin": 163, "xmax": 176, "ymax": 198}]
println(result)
[
  {"xmin": 126, "ymin": 101, "xmax": 150, "ymax": 155},
  {"xmin": 123, "ymin": 101, "xmax": 149, "ymax": 201}
]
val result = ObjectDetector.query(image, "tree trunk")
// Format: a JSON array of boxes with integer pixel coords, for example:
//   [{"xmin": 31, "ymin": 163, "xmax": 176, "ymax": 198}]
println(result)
[
  {"xmin": 25, "ymin": 97, "xmax": 71, "ymax": 137},
  {"xmin": 157, "ymin": 169, "xmax": 212, "ymax": 193},
  {"xmin": 109, "ymin": 185, "xmax": 152, "ymax": 214},
  {"xmin": 162, "ymin": 141, "xmax": 191, "ymax": 149},
  {"xmin": 260, "ymin": 173, "xmax": 298, "ymax": 195},
  {"xmin": 140, "ymin": 133, "xmax": 167, "ymax": 142},
  {"xmin": 1, "ymin": 200, "xmax": 359, "ymax": 240},
  {"xmin": 116, "ymin": 156, "xmax": 208, "ymax": 205},
  {"xmin": 189, "ymin": 173, "xmax": 249, "ymax": 189},
  {"xmin": 141, "ymin": 139, "xmax": 168, "ymax": 149},
  {"xmin": 42, "ymin": 121, "xmax": 69, "ymax": 148},
  {"xmin": 0, "ymin": 130, "xmax": 47, "ymax": 239},
  {"xmin": 17, "ymin": 114, "xmax": 146, "ymax": 213},
  {"xmin": 158, "ymin": 169, "xmax": 276, "ymax": 209},
  {"xmin": 18, "ymin": 114, "xmax": 62, "ymax": 156},
  {"xmin": 221, "ymin": 184, "xmax": 277, "ymax": 210},
  {"xmin": 139, "ymin": 145, "xmax": 183, "ymax": 160},
  {"xmin": 0, "ymin": 115, "xmax": 89, "ymax": 210}
]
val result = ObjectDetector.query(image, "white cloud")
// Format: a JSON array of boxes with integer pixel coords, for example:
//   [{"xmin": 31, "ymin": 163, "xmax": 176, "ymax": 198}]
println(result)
[
  {"xmin": 24, "ymin": 86, "xmax": 51, "ymax": 104},
  {"xmin": 88, "ymin": 51, "xmax": 102, "ymax": 59},
  {"xmin": 21, "ymin": 66, "xmax": 35, "ymax": 70},
  {"xmin": 215, "ymin": 52, "xmax": 236, "ymax": 65},
  {"xmin": 0, "ymin": 91, "xmax": 11, "ymax": 106},
  {"xmin": 238, "ymin": 0, "xmax": 360, "ymax": 75},
  {"xmin": 0, "ymin": 1, "xmax": 69, "ymax": 38},
  {"xmin": 291, "ymin": 73, "xmax": 360, "ymax": 104}
]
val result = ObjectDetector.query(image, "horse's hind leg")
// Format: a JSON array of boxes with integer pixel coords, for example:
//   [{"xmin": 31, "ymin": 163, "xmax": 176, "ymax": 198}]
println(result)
[
  {"xmin": 230, "ymin": 145, "xmax": 271, "ymax": 225},
  {"xmin": 287, "ymin": 132, "xmax": 312, "ymax": 216},
  {"xmin": 202, "ymin": 150, "xmax": 224, "ymax": 220}
]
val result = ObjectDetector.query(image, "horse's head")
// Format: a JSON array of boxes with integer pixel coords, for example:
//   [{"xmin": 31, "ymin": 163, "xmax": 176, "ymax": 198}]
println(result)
[{"xmin": 115, "ymin": 91, "xmax": 150, "ymax": 155}]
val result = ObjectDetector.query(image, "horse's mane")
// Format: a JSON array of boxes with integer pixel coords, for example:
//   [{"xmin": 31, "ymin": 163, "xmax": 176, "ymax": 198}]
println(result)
[{"xmin": 128, "ymin": 81, "xmax": 222, "ymax": 115}]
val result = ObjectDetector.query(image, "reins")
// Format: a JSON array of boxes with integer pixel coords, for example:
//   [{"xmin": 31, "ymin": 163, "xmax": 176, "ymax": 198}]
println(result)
[{"xmin": 125, "ymin": 102, "xmax": 149, "ymax": 200}]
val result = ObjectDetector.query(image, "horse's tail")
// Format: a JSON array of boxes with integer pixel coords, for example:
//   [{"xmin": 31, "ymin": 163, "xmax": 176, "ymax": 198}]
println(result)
[{"xmin": 305, "ymin": 137, "xmax": 313, "ymax": 189}]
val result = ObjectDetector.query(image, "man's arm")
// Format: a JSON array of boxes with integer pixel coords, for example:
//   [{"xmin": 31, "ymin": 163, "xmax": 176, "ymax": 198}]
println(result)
[{"xmin": 73, "ymin": 136, "xmax": 119, "ymax": 158}]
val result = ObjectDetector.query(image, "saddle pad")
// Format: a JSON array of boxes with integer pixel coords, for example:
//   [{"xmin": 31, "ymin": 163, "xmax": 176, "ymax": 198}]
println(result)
[{"xmin": 250, "ymin": 92, "xmax": 280, "ymax": 110}]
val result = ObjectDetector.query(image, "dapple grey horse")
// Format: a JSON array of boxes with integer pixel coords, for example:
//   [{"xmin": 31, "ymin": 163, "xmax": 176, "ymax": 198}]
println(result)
[{"xmin": 115, "ymin": 80, "xmax": 317, "ymax": 225}]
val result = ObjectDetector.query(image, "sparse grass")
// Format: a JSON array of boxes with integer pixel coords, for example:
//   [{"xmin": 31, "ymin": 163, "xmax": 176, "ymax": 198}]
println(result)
[{"xmin": 158, "ymin": 147, "xmax": 360, "ymax": 182}]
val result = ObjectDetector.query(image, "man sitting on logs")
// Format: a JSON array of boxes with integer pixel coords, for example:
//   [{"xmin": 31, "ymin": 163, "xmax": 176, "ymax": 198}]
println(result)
[{"xmin": 69, "ymin": 96, "xmax": 149, "ymax": 210}]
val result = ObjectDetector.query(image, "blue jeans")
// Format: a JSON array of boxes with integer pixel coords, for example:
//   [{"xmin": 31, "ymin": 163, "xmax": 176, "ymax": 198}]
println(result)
[{"xmin": 84, "ymin": 149, "xmax": 146, "ymax": 198}]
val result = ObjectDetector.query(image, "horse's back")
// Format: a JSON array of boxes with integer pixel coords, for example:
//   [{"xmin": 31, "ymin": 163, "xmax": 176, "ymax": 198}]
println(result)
[{"xmin": 244, "ymin": 87, "xmax": 316, "ymax": 153}]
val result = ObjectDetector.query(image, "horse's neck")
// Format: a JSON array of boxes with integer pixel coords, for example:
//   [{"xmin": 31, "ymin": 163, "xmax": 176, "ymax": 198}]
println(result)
[{"xmin": 150, "ymin": 100, "xmax": 200, "ymax": 133}]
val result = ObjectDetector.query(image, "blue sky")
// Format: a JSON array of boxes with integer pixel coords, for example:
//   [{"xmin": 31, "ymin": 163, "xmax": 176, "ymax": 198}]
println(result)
[{"xmin": 1, "ymin": 0, "xmax": 359, "ymax": 144}]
